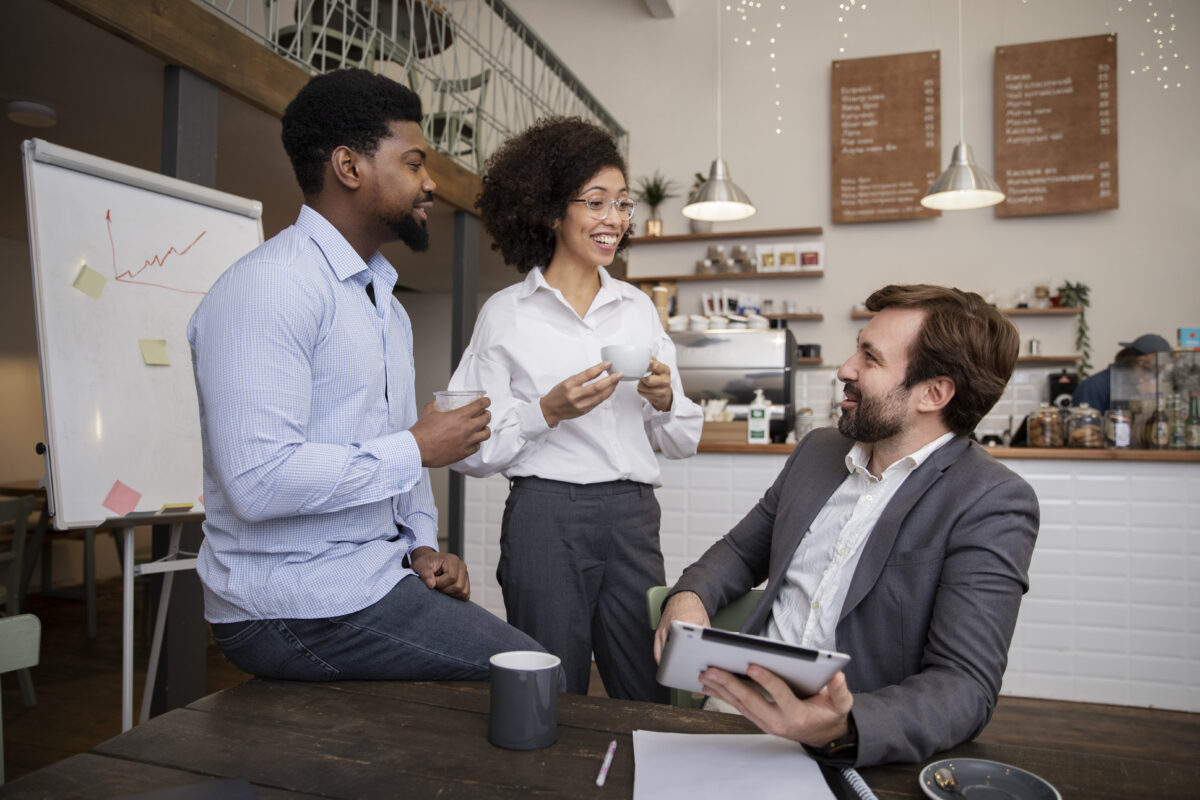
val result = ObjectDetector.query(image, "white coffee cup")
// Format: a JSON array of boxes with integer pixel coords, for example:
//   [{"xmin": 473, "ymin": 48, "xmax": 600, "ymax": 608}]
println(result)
[
  {"xmin": 600, "ymin": 344, "xmax": 652, "ymax": 381},
  {"xmin": 434, "ymin": 389, "xmax": 486, "ymax": 410}
]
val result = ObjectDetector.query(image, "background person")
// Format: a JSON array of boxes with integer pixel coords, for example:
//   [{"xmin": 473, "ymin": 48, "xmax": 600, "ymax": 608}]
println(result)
[
  {"xmin": 1072, "ymin": 332, "xmax": 1172, "ymax": 411},
  {"xmin": 187, "ymin": 69, "xmax": 545, "ymax": 681},
  {"xmin": 654, "ymin": 284, "xmax": 1039, "ymax": 766},
  {"xmin": 448, "ymin": 117, "xmax": 703, "ymax": 701}
]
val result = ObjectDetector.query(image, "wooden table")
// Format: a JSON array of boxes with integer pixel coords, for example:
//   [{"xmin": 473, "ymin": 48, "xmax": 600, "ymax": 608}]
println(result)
[{"xmin": 3, "ymin": 680, "xmax": 1197, "ymax": 799}]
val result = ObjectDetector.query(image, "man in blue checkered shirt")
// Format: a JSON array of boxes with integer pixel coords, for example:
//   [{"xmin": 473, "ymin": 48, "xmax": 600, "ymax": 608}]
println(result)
[{"xmin": 187, "ymin": 69, "xmax": 546, "ymax": 681}]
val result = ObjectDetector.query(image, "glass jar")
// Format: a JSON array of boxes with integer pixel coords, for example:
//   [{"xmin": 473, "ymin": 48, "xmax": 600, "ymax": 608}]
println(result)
[
  {"xmin": 1027, "ymin": 403, "xmax": 1065, "ymax": 448},
  {"xmin": 1066, "ymin": 404, "xmax": 1104, "ymax": 448},
  {"xmin": 1104, "ymin": 409, "xmax": 1132, "ymax": 449}
]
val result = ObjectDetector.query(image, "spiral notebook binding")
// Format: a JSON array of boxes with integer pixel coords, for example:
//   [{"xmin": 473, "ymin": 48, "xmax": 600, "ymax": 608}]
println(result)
[{"xmin": 841, "ymin": 767, "xmax": 879, "ymax": 800}]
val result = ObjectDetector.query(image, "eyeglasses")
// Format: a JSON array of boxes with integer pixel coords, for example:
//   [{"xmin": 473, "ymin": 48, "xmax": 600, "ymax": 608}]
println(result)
[{"xmin": 571, "ymin": 197, "xmax": 637, "ymax": 221}]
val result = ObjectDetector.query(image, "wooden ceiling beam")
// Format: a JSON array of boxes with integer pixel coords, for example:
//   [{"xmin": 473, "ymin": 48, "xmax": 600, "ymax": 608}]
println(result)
[{"xmin": 46, "ymin": 0, "xmax": 481, "ymax": 214}]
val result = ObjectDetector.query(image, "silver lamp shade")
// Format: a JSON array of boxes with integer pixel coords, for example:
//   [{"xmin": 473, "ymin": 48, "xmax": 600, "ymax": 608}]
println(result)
[
  {"xmin": 920, "ymin": 143, "xmax": 1005, "ymax": 210},
  {"xmin": 682, "ymin": 158, "xmax": 757, "ymax": 222}
]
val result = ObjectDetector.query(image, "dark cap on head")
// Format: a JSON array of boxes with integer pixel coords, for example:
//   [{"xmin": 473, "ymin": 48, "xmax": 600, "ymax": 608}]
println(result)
[{"xmin": 1118, "ymin": 333, "xmax": 1171, "ymax": 355}]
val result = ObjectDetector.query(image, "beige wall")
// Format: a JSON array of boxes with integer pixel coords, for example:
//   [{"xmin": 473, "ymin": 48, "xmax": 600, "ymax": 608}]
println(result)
[
  {"xmin": 3, "ymin": 0, "xmax": 1199, "ymax": 580},
  {"xmin": 0, "ymin": 237, "xmax": 45, "ymax": 483},
  {"xmin": 508, "ymin": 0, "xmax": 1200, "ymax": 366}
]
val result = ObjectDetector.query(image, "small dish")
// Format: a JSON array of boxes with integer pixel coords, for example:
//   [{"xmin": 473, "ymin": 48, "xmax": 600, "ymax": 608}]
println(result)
[{"xmin": 919, "ymin": 758, "xmax": 1061, "ymax": 800}]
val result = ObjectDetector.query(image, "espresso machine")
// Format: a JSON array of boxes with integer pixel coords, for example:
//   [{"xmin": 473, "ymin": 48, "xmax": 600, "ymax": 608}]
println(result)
[{"xmin": 669, "ymin": 328, "xmax": 795, "ymax": 442}]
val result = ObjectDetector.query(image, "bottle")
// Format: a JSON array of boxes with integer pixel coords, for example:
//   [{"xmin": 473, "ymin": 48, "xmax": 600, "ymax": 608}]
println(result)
[
  {"xmin": 1144, "ymin": 395, "xmax": 1170, "ymax": 449},
  {"xmin": 1186, "ymin": 392, "xmax": 1200, "ymax": 450},
  {"xmin": 1168, "ymin": 392, "xmax": 1188, "ymax": 449},
  {"xmin": 747, "ymin": 388, "xmax": 770, "ymax": 444}
]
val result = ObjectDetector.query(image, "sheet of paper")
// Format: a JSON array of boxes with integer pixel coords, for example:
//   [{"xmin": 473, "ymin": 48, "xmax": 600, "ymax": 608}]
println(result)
[{"xmin": 633, "ymin": 731, "xmax": 835, "ymax": 800}]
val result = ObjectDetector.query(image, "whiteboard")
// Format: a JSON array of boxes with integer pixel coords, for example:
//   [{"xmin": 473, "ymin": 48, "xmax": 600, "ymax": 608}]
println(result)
[{"xmin": 22, "ymin": 138, "xmax": 264, "ymax": 529}]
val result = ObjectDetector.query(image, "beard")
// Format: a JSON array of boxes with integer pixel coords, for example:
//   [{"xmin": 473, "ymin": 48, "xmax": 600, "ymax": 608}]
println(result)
[
  {"xmin": 837, "ymin": 380, "xmax": 911, "ymax": 443},
  {"xmin": 388, "ymin": 211, "xmax": 429, "ymax": 252}
]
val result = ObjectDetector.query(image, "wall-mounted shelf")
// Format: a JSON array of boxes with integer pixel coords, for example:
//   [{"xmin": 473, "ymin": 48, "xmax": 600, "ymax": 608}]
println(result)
[
  {"xmin": 1018, "ymin": 355, "xmax": 1082, "ymax": 364},
  {"xmin": 765, "ymin": 313, "xmax": 823, "ymax": 322},
  {"xmin": 796, "ymin": 357, "xmax": 825, "ymax": 367},
  {"xmin": 630, "ymin": 226, "xmax": 823, "ymax": 245},
  {"xmin": 851, "ymin": 306, "xmax": 1081, "ymax": 320},
  {"xmin": 635, "ymin": 270, "xmax": 823, "ymax": 284},
  {"xmin": 1002, "ymin": 307, "xmax": 1081, "ymax": 317}
]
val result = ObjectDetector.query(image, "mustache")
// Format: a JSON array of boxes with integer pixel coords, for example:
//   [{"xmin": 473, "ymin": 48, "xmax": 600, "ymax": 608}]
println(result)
[
  {"xmin": 418, "ymin": 192, "xmax": 434, "ymax": 204},
  {"xmin": 842, "ymin": 383, "xmax": 860, "ymax": 401}
]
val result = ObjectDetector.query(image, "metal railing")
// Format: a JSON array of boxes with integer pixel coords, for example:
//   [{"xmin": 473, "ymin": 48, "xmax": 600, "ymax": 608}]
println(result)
[{"xmin": 198, "ymin": 0, "xmax": 627, "ymax": 172}]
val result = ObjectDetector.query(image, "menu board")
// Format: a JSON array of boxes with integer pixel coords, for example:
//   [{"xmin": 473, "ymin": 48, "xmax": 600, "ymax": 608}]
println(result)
[
  {"xmin": 831, "ymin": 51, "xmax": 941, "ymax": 224},
  {"xmin": 994, "ymin": 34, "xmax": 1118, "ymax": 217}
]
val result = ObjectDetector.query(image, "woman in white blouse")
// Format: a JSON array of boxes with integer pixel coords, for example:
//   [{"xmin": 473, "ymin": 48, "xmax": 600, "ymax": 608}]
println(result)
[{"xmin": 448, "ymin": 117, "xmax": 702, "ymax": 700}]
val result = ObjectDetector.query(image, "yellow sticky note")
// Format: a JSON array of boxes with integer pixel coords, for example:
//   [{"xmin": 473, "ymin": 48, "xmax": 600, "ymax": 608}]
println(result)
[
  {"xmin": 72, "ymin": 263, "xmax": 107, "ymax": 300},
  {"xmin": 159, "ymin": 502, "xmax": 194, "ymax": 513},
  {"xmin": 138, "ymin": 339, "xmax": 171, "ymax": 366}
]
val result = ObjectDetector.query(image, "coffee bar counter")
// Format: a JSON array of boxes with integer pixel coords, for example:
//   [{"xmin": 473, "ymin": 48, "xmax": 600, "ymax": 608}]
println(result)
[
  {"xmin": 698, "ymin": 441, "xmax": 1200, "ymax": 460},
  {"xmin": 464, "ymin": 442, "xmax": 1199, "ymax": 719}
]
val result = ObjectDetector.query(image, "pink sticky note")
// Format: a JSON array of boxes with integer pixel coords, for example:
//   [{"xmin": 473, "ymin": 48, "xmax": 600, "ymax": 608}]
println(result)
[{"xmin": 102, "ymin": 480, "xmax": 143, "ymax": 516}]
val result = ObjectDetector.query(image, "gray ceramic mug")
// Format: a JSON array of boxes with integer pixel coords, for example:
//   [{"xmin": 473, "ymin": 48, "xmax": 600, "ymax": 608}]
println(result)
[{"xmin": 487, "ymin": 651, "xmax": 561, "ymax": 750}]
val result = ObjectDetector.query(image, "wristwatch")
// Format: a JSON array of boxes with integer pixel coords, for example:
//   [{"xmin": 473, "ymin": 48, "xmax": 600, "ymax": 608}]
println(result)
[{"xmin": 810, "ymin": 715, "xmax": 858, "ymax": 760}]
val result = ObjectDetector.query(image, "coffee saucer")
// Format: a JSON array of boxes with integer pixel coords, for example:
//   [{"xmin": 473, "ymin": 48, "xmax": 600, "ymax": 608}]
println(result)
[{"xmin": 918, "ymin": 758, "xmax": 1061, "ymax": 800}]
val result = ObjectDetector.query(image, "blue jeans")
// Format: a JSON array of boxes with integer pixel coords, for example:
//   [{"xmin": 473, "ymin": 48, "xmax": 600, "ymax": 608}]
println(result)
[{"xmin": 210, "ymin": 574, "xmax": 546, "ymax": 681}]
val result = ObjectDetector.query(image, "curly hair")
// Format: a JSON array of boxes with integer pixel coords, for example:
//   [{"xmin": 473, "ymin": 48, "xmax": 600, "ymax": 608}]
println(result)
[
  {"xmin": 865, "ymin": 284, "xmax": 1020, "ymax": 436},
  {"xmin": 281, "ymin": 69, "xmax": 423, "ymax": 197},
  {"xmin": 477, "ymin": 117, "xmax": 631, "ymax": 271}
]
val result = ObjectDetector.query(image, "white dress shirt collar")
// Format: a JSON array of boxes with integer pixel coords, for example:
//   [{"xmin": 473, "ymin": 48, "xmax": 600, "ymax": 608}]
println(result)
[{"xmin": 845, "ymin": 430, "xmax": 956, "ymax": 481}]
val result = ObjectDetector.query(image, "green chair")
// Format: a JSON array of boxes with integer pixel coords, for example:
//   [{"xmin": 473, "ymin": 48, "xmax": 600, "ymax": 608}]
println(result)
[
  {"xmin": 0, "ymin": 613, "xmax": 41, "ymax": 784},
  {"xmin": 646, "ymin": 584, "xmax": 765, "ymax": 708}
]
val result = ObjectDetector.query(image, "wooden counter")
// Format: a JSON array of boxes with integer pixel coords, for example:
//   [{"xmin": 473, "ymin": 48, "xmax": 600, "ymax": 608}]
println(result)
[{"xmin": 699, "ymin": 440, "xmax": 1200, "ymax": 461}]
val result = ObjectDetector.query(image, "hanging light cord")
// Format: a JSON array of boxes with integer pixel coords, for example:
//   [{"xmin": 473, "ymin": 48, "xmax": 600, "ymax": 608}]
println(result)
[
  {"xmin": 716, "ymin": 1, "xmax": 723, "ymax": 159},
  {"xmin": 956, "ymin": 0, "xmax": 965, "ymax": 145}
]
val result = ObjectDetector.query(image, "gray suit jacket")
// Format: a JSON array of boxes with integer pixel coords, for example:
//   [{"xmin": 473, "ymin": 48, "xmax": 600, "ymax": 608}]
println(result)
[{"xmin": 672, "ymin": 427, "xmax": 1039, "ymax": 766}]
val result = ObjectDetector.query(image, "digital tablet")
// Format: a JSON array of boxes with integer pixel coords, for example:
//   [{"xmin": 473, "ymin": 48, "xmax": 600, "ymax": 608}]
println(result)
[{"xmin": 656, "ymin": 621, "xmax": 850, "ymax": 697}]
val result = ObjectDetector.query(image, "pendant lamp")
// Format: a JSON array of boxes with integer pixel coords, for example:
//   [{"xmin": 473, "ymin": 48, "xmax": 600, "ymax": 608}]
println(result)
[
  {"xmin": 920, "ymin": 0, "xmax": 1004, "ymax": 211},
  {"xmin": 682, "ymin": 2, "xmax": 756, "ymax": 222}
]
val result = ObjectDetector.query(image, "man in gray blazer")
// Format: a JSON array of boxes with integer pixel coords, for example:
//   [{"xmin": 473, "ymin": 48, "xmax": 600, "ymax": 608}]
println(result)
[{"xmin": 654, "ymin": 284, "xmax": 1039, "ymax": 767}]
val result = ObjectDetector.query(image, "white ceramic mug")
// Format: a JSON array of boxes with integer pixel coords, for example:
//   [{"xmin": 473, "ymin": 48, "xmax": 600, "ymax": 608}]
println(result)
[
  {"xmin": 433, "ymin": 390, "xmax": 486, "ymax": 410},
  {"xmin": 600, "ymin": 344, "xmax": 651, "ymax": 381}
]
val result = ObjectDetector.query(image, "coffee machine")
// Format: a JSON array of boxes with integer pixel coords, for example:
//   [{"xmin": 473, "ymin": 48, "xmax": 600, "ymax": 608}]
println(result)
[
  {"xmin": 669, "ymin": 328, "xmax": 795, "ymax": 442},
  {"xmin": 1048, "ymin": 369, "xmax": 1079, "ymax": 408}
]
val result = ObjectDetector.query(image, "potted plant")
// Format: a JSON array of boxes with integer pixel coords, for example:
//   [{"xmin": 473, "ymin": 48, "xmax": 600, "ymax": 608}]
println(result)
[
  {"xmin": 686, "ymin": 171, "xmax": 713, "ymax": 234},
  {"xmin": 1055, "ymin": 280, "xmax": 1092, "ymax": 377},
  {"xmin": 633, "ymin": 171, "xmax": 677, "ymax": 236}
]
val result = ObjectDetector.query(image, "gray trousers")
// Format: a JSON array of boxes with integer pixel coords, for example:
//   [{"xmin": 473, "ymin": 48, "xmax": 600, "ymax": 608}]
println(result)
[{"xmin": 499, "ymin": 476, "xmax": 669, "ymax": 703}]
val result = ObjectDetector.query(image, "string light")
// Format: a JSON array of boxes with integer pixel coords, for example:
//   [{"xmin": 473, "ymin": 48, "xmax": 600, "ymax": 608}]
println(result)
[
  {"xmin": 836, "ymin": 0, "xmax": 868, "ymax": 55},
  {"xmin": 1108, "ymin": 0, "xmax": 1189, "ymax": 90},
  {"xmin": 731, "ymin": 1, "xmax": 789, "ymax": 134}
]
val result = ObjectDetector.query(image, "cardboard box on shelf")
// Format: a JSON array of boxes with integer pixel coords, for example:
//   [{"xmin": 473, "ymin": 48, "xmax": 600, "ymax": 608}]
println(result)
[{"xmin": 700, "ymin": 421, "xmax": 747, "ymax": 443}]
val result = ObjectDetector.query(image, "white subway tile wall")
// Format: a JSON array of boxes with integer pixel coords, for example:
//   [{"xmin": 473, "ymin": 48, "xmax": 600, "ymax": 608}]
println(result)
[{"xmin": 462, "ymin": 448, "xmax": 1200, "ymax": 713}]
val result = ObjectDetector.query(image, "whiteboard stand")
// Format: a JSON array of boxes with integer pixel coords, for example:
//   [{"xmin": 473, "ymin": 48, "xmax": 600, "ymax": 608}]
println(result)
[{"xmin": 118, "ymin": 512, "xmax": 202, "ymax": 731}]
